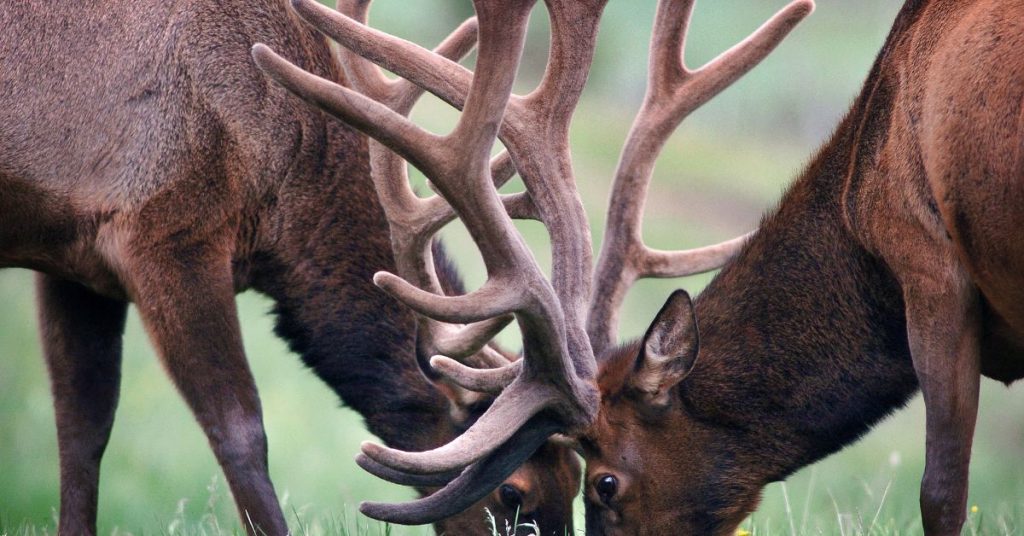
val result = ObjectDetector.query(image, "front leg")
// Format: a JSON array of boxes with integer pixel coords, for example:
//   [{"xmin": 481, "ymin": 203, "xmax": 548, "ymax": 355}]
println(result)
[
  {"xmin": 124, "ymin": 242, "xmax": 288, "ymax": 536},
  {"xmin": 37, "ymin": 275, "xmax": 128, "ymax": 536},
  {"xmin": 904, "ymin": 270, "xmax": 981, "ymax": 536}
]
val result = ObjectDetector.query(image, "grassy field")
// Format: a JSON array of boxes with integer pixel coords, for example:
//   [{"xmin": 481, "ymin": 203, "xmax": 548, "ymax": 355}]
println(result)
[{"xmin": 4, "ymin": 1, "xmax": 1024, "ymax": 534}]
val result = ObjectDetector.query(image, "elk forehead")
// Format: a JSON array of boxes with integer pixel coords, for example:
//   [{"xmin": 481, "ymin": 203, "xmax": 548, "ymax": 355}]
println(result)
[{"xmin": 596, "ymin": 340, "xmax": 643, "ymax": 396}]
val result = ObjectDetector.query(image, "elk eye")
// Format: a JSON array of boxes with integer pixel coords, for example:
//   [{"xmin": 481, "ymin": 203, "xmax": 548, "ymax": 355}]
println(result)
[
  {"xmin": 596, "ymin": 474, "xmax": 619, "ymax": 504},
  {"xmin": 498, "ymin": 483, "xmax": 523, "ymax": 510}
]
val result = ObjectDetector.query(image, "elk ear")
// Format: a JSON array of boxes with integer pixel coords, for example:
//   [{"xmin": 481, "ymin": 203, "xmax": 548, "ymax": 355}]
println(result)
[{"xmin": 631, "ymin": 290, "xmax": 700, "ymax": 407}]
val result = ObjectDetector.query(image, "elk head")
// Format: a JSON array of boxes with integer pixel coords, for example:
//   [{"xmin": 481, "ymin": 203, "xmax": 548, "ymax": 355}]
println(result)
[
  {"xmin": 253, "ymin": 0, "xmax": 812, "ymax": 533},
  {"xmin": 581, "ymin": 292, "xmax": 766, "ymax": 535}
]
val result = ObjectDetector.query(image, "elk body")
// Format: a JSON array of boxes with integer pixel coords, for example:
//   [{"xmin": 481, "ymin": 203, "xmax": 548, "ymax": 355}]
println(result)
[
  {"xmin": 0, "ymin": 1, "xmax": 580, "ymax": 535},
  {"xmin": 255, "ymin": 0, "xmax": 1022, "ymax": 534},
  {"xmin": 580, "ymin": 0, "xmax": 1024, "ymax": 533}
]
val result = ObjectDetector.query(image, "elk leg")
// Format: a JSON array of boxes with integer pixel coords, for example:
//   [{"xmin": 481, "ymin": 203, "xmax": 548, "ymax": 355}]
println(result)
[
  {"xmin": 128, "ymin": 249, "xmax": 287, "ymax": 536},
  {"xmin": 904, "ymin": 274, "xmax": 981, "ymax": 536},
  {"xmin": 37, "ymin": 275, "xmax": 128, "ymax": 536}
]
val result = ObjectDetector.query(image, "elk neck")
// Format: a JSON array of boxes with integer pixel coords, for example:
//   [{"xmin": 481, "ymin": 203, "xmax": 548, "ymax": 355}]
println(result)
[
  {"xmin": 680, "ymin": 100, "xmax": 922, "ymax": 487},
  {"xmin": 669, "ymin": 1, "xmax": 953, "ymax": 485},
  {"xmin": 244, "ymin": 93, "xmax": 457, "ymax": 454}
]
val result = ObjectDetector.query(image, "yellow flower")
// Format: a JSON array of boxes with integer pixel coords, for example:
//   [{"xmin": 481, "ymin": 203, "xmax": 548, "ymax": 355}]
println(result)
[
  {"xmin": 971, "ymin": 505, "xmax": 979, "ymax": 514},
  {"xmin": 736, "ymin": 530, "xmax": 752, "ymax": 536}
]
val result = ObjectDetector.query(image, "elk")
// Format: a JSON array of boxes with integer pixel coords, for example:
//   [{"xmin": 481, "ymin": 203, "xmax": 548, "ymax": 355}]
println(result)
[
  {"xmin": 0, "ymin": 1, "xmax": 582, "ymax": 534},
  {"xmin": 584, "ymin": 0, "xmax": 1024, "ymax": 532},
  {"xmin": 259, "ymin": 0, "xmax": 1024, "ymax": 534}
]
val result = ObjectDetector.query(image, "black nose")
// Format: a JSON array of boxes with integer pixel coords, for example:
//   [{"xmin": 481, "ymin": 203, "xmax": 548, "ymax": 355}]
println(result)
[{"xmin": 499, "ymin": 483, "xmax": 524, "ymax": 510}]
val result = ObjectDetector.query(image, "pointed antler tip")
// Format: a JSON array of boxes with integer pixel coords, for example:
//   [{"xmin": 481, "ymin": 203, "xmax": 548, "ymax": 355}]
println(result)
[
  {"xmin": 360, "ymin": 440, "xmax": 384, "ymax": 456},
  {"xmin": 250, "ymin": 44, "xmax": 280, "ymax": 78},
  {"xmin": 372, "ymin": 271, "xmax": 397, "ymax": 288},
  {"xmin": 357, "ymin": 501, "xmax": 378, "ymax": 518},
  {"xmin": 358, "ymin": 501, "xmax": 406, "ymax": 524},
  {"xmin": 792, "ymin": 0, "xmax": 815, "ymax": 16},
  {"xmin": 250, "ymin": 43, "xmax": 285, "ymax": 76},
  {"xmin": 250, "ymin": 43, "xmax": 270, "ymax": 58}
]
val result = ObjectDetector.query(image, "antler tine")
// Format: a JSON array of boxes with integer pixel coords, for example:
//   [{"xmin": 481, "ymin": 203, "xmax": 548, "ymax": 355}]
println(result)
[
  {"xmin": 642, "ymin": 232, "xmax": 755, "ymax": 277},
  {"xmin": 333, "ymin": 0, "xmax": 391, "ymax": 99},
  {"xmin": 588, "ymin": 0, "xmax": 814, "ymax": 354},
  {"xmin": 681, "ymin": 0, "xmax": 815, "ymax": 115},
  {"xmin": 253, "ymin": 45, "xmax": 444, "ymax": 174},
  {"xmin": 429, "ymin": 316, "xmax": 513, "ymax": 360},
  {"xmin": 360, "ymin": 377, "xmax": 562, "ymax": 474},
  {"xmin": 647, "ymin": 0, "xmax": 695, "ymax": 98},
  {"xmin": 429, "ymin": 357, "xmax": 522, "ymax": 394},
  {"xmin": 356, "ymin": 454, "xmax": 463, "ymax": 488}
]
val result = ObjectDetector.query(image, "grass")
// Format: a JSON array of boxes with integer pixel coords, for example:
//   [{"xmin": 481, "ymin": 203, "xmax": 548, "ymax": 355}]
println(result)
[
  {"xmin": 5, "ymin": 0, "xmax": 1024, "ymax": 534},
  {"xmin": 4, "ymin": 472, "xmax": 1024, "ymax": 536}
]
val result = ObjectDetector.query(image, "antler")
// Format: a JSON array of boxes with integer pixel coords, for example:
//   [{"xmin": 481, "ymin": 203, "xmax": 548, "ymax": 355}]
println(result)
[
  {"xmin": 587, "ymin": 0, "xmax": 815, "ymax": 354},
  {"xmin": 253, "ymin": 0, "xmax": 604, "ymax": 524}
]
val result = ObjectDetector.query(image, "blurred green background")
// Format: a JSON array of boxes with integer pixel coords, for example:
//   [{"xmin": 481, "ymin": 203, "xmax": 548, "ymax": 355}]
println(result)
[{"xmin": 3, "ymin": 1, "xmax": 1024, "ymax": 534}]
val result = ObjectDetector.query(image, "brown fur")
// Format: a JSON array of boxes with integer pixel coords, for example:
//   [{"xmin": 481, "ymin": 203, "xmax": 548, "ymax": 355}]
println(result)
[
  {"xmin": 0, "ymin": 2, "xmax": 577, "ymax": 535},
  {"xmin": 582, "ymin": 1, "xmax": 1024, "ymax": 534}
]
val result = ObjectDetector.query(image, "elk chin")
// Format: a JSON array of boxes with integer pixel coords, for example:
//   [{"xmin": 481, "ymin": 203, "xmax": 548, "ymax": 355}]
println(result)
[
  {"xmin": 699, "ymin": 485, "xmax": 766, "ymax": 536},
  {"xmin": 583, "ymin": 497, "xmax": 760, "ymax": 536},
  {"xmin": 584, "ymin": 498, "xmax": 718, "ymax": 536}
]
